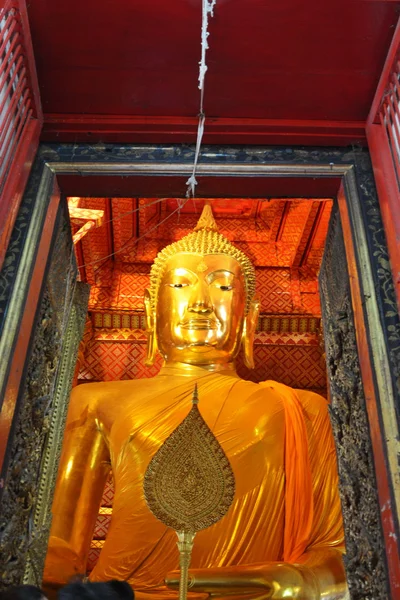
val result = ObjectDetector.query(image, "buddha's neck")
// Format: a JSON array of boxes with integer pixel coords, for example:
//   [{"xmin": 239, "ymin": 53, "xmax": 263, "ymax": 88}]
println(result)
[{"xmin": 160, "ymin": 361, "xmax": 238, "ymax": 377}]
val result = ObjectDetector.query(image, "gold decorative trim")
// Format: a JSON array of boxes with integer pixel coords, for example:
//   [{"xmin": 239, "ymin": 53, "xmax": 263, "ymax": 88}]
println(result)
[
  {"xmin": 144, "ymin": 386, "xmax": 235, "ymax": 533},
  {"xmin": 92, "ymin": 312, "xmax": 146, "ymax": 330},
  {"xmin": 23, "ymin": 286, "xmax": 89, "ymax": 585},
  {"xmin": 46, "ymin": 161, "xmax": 354, "ymax": 177},
  {"xmin": 342, "ymin": 169, "xmax": 400, "ymax": 527},
  {"xmin": 99, "ymin": 507, "xmax": 113, "ymax": 515},
  {"xmin": 91, "ymin": 311, "xmax": 321, "ymax": 334},
  {"xmin": 144, "ymin": 386, "xmax": 235, "ymax": 600},
  {"xmin": 0, "ymin": 167, "xmax": 54, "ymax": 395}
]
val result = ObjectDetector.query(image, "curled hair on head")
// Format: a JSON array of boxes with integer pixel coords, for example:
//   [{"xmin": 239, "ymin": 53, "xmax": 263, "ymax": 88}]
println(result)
[{"xmin": 149, "ymin": 210, "xmax": 256, "ymax": 314}]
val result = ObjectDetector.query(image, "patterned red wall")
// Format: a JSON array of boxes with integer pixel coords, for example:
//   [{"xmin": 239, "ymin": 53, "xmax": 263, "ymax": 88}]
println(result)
[
  {"xmin": 87, "ymin": 263, "xmax": 322, "ymax": 315},
  {"xmin": 79, "ymin": 332, "xmax": 326, "ymax": 392}
]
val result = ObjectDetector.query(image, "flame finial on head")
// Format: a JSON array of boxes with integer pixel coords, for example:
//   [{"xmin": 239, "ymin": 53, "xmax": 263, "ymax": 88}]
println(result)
[{"xmin": 194, "ymin": 204, "xmax": 219, "ymax": 232}]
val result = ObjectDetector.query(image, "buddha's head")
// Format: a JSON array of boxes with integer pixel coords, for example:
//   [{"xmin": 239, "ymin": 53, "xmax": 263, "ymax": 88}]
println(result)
[{"xmin": 144, "ymin": 204, "xmax": 259, "ymax": 368}]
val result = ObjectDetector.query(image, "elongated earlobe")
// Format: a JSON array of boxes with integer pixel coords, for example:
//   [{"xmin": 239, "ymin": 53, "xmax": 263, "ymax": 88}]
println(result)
[
  {"xmin": 242, "ymin": 297, "xmax": 260, "ymax": 369},
  {"xmin": 144, "ymin": 289, "xmax": 158, "ymax": 366},
  {"xmin": 145, "ymin": 330, "xmax": 158, "ymax": 366}
]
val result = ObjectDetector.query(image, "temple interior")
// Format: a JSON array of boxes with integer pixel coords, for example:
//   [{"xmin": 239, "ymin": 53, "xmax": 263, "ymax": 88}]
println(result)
[
  {"xmin": 67, "ymin": 195, "xmax": 333, "ymax": 571},
  {"xmin": 2, "ymin": 1, "xmax": 400, "ymax": 596}
]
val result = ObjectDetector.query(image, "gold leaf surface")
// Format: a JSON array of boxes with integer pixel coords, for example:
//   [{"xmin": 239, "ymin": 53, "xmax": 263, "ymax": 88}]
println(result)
[{"xmin": 143, "ymin": 390, "xmax": 235, "ymax": 533}]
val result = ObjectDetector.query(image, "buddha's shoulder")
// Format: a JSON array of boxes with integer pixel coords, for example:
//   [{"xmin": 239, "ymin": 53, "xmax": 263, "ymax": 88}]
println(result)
[
  {"xmin": 69, "ymin": 378, "xmax": 152, "ymax": 410},
  {"xmin": 237, "ymin": 379, "xmax": 328, "ymax": 414},
  {"xmin": 231, "ymin": 378, "xmax": 286, "ymax": 410},
  {"xmin": 294, "ymin": 387, "xmax": 330, "ymax": 419},
  {"xmin": 258, "ymin": 380, "xmax": 329, "ymax": 419}
]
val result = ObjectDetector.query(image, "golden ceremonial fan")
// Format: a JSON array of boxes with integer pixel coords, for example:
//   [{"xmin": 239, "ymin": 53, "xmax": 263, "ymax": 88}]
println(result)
[{"xmin": 143, "ymin": 384, "xmax": 235, "ymax": 600}]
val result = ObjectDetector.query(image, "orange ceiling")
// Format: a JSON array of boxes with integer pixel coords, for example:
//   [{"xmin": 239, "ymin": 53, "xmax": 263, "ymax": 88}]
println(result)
[{"xmin": 68, "ymin": 197, "xmax": 332, "ymax": 316}]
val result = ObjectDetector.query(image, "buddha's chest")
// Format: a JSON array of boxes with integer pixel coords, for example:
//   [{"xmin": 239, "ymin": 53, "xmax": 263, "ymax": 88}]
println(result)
[{"xmin": 108, "ymin": 392, "xmax": 286, "ymax": 500}]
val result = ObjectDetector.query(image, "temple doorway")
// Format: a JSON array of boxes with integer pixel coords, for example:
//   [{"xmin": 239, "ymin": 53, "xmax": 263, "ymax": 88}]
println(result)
[
  {"xmin": 2, "ymin": 144, "xmax": 399, "ymax": 600},
  {"xmin": 66, "ymin": 195, "xmax": 332, "ymax": 571}
]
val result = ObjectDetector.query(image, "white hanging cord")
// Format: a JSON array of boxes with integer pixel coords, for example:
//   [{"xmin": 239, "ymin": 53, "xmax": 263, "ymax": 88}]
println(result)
[
  {"xmin": 186, "ymin": 0, "xmax": 217, "ymax": 198},
  {"xmin": 186, "ymin": 114, "xmax": 205, "ymax": 198},
  {"xmin": 199, "ymin": 0, "xmax": 217, "ymax": 113}
]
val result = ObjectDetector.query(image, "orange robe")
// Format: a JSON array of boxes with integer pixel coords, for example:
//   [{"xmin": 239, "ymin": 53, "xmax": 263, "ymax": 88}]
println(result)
[{"xmin": 78, "ymin": 366, "xmax": 344, "ymax": 589}]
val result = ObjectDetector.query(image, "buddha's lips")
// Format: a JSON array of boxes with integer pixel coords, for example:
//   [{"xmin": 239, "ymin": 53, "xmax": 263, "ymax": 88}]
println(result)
[{"xmin": 180, "ymin": 319, "xmax": 218, "ymax": 330}]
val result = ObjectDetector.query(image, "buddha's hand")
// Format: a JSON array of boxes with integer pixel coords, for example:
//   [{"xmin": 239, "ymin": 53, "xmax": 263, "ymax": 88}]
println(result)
[
  {"xmin": 166, "ymin": 563, "xmax": 319, "ymax": 600},
  {"xmin": 43, "ymin": 536, "xmax": 86, "ymax": 586}
]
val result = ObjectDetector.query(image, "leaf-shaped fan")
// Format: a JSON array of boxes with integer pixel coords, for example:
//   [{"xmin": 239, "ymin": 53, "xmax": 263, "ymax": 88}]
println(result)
[{"xmin": 143, "ymin": 384, "xmax": 235, "ymax": 600}]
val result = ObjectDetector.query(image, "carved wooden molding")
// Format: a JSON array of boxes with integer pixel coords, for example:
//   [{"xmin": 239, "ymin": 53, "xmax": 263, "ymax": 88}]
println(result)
[{"xmin": 0, "ymin": 145, "xmax": 399, "ymax": 596}]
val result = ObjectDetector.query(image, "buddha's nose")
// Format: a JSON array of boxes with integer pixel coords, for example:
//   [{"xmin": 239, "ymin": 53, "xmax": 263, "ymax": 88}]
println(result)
[
  {"xmin": 188, "ymin": 283, "xmax": 213, "ymax": 314},
  {"xmin": 188, "ymin": 301, "xmax": 212, "ymax": 314}
]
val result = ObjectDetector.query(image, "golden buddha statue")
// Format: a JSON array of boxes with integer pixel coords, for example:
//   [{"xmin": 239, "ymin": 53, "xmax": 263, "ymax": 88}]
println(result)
[{"xmin": 44, "ymin": 205, "xmax": 348, "ymax": 599}]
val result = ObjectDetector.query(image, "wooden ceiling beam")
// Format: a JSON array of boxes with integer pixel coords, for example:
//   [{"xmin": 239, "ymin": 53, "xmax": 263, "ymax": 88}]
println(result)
[
  {"xmin": 298, "ymin": 202, "xmax": 325, "ymax": 267},
  {"xmin": 40, "ymin": 115, "xmax": 367, "ymax": 147}
]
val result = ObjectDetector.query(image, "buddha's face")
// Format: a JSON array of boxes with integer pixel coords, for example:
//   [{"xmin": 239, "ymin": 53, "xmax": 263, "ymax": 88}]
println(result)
[{"xmin": 155, "ymin": 253, "xmax": 247, "ymax": 365}]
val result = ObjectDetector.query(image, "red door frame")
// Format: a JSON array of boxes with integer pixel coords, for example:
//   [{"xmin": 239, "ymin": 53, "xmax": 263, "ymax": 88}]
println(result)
[
  {"xmin": 366, "ymin": 17, "xmax": 400, "ymax": 313},
  {"xmin": 0, "ymin": 0, "xmax": 43, "ymax": 271},
  {"xmin": 1, "ymin": 161, "xmax": 400, "ymax": 595}
]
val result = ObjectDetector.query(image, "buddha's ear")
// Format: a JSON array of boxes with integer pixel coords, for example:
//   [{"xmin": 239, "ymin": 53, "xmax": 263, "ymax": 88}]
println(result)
[
  {"xmin": 242, "ymin": 296, "xmax": 260, "ymax": 369},
  {"xmin": 144, "ymin": 288, "xmax": 158, "ymax": 366}
]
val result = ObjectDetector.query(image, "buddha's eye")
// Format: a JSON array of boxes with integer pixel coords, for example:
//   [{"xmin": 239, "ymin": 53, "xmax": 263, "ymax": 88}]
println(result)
[
  {"xmin": 168, "ymin": 283, "xmax": 189, "ymax": 288},
  {"xmin": 219, "ymin": 285, "xmax": 233, "ymax": 291}
]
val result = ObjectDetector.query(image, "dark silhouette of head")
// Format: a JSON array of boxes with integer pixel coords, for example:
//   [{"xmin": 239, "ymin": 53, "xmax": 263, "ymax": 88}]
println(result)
[
  {"xmin": 0, "ymin": 585, "xmax": 47, "ymax": 600},
  {"xmin": 58, "ymin": 581, "xmax": 134, "ymax": 600}
]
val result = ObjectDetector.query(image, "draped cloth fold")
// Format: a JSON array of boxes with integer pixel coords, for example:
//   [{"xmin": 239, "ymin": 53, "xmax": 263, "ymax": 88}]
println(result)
[
  {"xmin": 48, "ymin": 366, "xmax": 342, "ymax": 590},
  {"xmin": 263, "ymin": 381, "xmax": 314, "ymax": 563}
]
